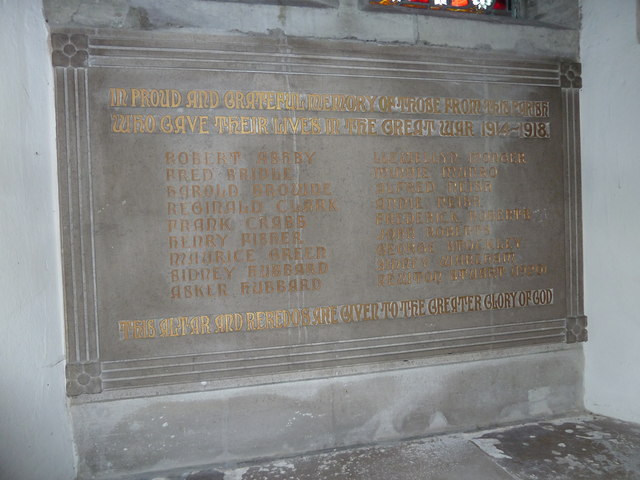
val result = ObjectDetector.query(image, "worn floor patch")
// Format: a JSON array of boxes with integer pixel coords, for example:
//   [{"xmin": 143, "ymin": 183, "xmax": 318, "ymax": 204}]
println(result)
[
  {"xmin": 222, "ymin": 437, "xmax": 515, "ymax": 480},
  {"xmin": 118, "ymin": 468, "xmax": 226, "ymax": 480},
  {"xmin": 471, "ymin": 416, "xmax": 640, "ymax": 479},
  {"xmin": 108, "ymin": 415, "xmax": 640, "ymax": 480}
]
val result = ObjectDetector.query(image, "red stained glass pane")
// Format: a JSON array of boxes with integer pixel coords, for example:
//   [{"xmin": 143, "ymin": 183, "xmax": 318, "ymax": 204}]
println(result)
[
  {"xmin": 493, "ymin": 0, "xmax": 507, "ymax": 9},
  {"xmin": 452, "ymin": 0, "xmax": 469, "ymax": 6}
]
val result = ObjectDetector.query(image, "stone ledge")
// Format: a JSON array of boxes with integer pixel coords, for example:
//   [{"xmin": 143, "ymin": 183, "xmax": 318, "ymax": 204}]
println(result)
[{"xmin": 72, "ymin": 346, "xmax": 583, "ymax": 478}]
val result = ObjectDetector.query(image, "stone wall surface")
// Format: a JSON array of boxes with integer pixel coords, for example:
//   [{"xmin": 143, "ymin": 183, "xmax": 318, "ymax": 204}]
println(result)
[
  {"xmin": 43, "ymin": 0, "xmax": 580, "ymax": 58},
  {"xmin": 72, "ymin": 346, "xmax": 583, "ymax": 479}
]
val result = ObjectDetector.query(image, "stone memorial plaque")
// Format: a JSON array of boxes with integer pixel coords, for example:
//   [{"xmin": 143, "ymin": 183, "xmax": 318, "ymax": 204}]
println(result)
[{"xmin": 53, "ymin": 31, "xmax": 586, "ymax": 396}]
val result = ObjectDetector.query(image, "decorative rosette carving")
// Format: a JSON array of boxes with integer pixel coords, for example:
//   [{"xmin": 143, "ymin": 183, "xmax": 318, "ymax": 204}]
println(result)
[
  {"xmin": 566, "ymin": 316, "xmax": 588, "ymax": 343},
  {"xmin": 561, "ymin": 62, "xmax": 582, "ymax": 89},
  {"xmin": 66, "ymin": 362, "xmax": 102, "ymax": 396},
  {"xmin": 52, "ymin": 33, "xmax": 89, "ymax": 68}
]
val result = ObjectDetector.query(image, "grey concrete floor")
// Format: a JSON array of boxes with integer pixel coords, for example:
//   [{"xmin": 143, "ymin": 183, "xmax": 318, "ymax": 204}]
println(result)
[{"xmin": 113, "ymin": 415, "xmax": 640, "ymax": 480}]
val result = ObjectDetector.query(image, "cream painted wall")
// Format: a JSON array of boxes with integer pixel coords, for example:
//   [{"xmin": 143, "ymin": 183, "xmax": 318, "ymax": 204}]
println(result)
[
  {"xmin": 582, "ymin": 0, "xmax": 640, "ymax": 423},
  {"xmin": 0, "ymin": 1, "xmax": 76, "ymax": 479}
]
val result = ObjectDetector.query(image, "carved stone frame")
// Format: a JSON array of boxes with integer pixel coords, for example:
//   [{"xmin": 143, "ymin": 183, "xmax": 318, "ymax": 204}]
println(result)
[
  {"xmin": 54, "ymin": 31, "xmax": 587, "ymax": 397},
  {"xmin": 561, "ymin": 62, "xmax": 587, "ymax": 343}
]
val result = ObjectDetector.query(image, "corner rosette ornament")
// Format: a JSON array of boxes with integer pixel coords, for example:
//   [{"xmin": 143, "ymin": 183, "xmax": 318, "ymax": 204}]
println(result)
[
  {"xmin": 66, "ymin": 362, "xmax": 102, "ymax": 396},
  {"xmin": 561, "ymin": 62, "xmax": 582, "ymax": 89},
  {"xmin": 566, "ymin": 316, "xmax": 588, "ymax": 343},
  {"xmin": 52, "ymin": 33, "xmax": 89, "ymax": 68}
]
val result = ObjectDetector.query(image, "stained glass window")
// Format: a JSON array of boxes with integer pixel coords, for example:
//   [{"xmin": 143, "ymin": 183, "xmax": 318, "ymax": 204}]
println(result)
[{"xmin": 370, "ymin": 0, "xmax": 512, "ymax": 15}]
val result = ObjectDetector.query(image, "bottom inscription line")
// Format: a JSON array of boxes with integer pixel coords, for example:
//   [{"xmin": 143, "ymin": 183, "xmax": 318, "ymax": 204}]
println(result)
[{"xmin": 118, "ymin": 288, "xmax": 553, "ymax": 341}]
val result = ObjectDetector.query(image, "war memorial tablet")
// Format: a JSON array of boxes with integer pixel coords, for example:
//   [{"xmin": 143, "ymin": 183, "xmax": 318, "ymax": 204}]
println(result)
[{"xmin": 53, "ymin": 31, "xmax": 586, "ymax": 396}]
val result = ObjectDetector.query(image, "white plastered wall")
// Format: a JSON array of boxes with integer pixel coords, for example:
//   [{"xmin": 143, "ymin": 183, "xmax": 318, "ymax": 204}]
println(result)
[
  {"xmin": 0, "ymin": 1, "xmax": 76, "ymax": 479},
  {"xmin": 582, "ymin": 0, "xmax": 640, "ymax": 423}
]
